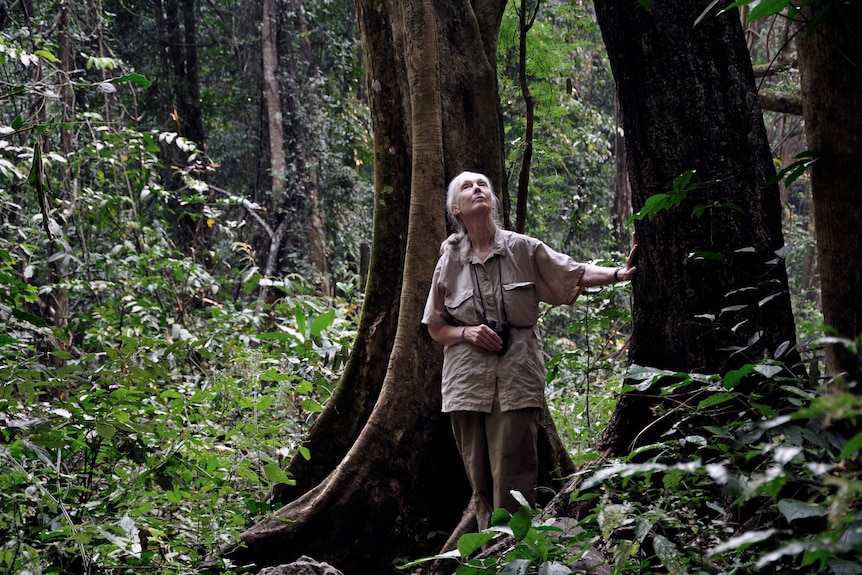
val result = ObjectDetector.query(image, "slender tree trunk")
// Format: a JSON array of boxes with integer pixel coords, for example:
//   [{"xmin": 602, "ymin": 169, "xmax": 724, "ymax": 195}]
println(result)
[
  {"xmin": 306, "ymin": 168, "xmax": 331, "ymax": 295},
  {"xmin": 290, "ymin": 0, "xmax": 331, "ymax": 295},
  {"xmin": 514, "ymin": 0, "xmax": 539, "ymax": 234},
  {"xmin": 258, "ymin": 0, "xmax": 287, "ymax": 304},
  {"xmin": 797, "ymin": 1, "xmax": 862, "ymax": 384},
  {"xmin": 259, "ymin": 0, "xmax": 331, "ymax": 296},
  {"xmin": 262, "ymin": 0, "xmax": 286, "ymax": 204},
  {"xmin": 594, "ymin": 0, "xmax": 802, "ymax": 455}
]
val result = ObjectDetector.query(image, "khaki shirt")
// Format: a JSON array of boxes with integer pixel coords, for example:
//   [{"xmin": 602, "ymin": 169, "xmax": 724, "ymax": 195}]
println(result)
[{"xmin": 422, "ymin": 229, "xmax": 585, "ymax": 413}]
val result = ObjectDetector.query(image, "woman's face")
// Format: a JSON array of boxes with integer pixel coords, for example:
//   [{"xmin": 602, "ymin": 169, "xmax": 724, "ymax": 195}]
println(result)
[{"xmin": 452, "ymin": 173, "xmax": 494, "ymax": 220}]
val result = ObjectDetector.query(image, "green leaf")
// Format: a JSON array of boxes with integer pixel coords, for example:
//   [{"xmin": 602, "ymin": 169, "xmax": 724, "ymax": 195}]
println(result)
[
  {"xmin": 455, "ymin": 563, "xmax": 497, "ymax": 575},
  {"xmin": 490, "ymin": 508, "xmax": 512, "ymax": 526},
  {"xmin": 111, "ymin": 73, "xmax": 153, "ymax": 87},
  {"xmin": 301, "ymin": 398, "xmax": 324, "ymax": 413},
  {"xmin": 724, "ymin": 364, "xmax": 755, "ymax": 389},
  {"xmin": 509, "ymin": 506, "xmax": 532, "ymax": 542},
  {"xmin": 310, "ymin": 309, "xmax": 335, "ymax": 336},
  {"xmin": 628, "ymin": 192, "xmax": 674, "ymax": 222},
  {"xmin": 457, "ymin": 532, "xmax": 495, "ymax": 558},
  {"xmin": 838, "ymin": 430, "xmax": 862, "ymax": 460},
  {"xmin": 707, "ymin": 529, "xmax": 777, "ymax": 557},
  {"xmin": 295, "ymin": 307, "xmax": 308, "ymax": 337},
  {"xmin": 259, "ymin": 368, "xmax": 291, "ymax": 382},
  {"xmin": 747, "ymin": 0, "xmax": 791, "ymax": 22},
  {"xmin": 753, "ymin": 363, "xmax": 783, "ymax": 378},
  {"xmin": 11, "ymin": 114, "xmax": 24, "ymax": 130},
  {"xmin": 625, "ymin": 364, "xmax": 686, "ymax": 391},
  {"xmin": 12, "ymin": 308, "xmax": 48, "ymax": 327},
  {"xmin": 500, "ymin": 559, "xmax": 531, "ymax": 575},
  {"xmin": 0, "ymin": 334, "xmax": 21, "ymax": 346},
  {"xmin": 35, "ymin": 49, "xmax": 61, "ymax": 63},
  {"xmin": 258, "ymin": 331, "xmax": 297, "ymax": 342},
  {"xmin": 695, "ymin": 0, "xmax": 722, "ymax": 26},
  {"xmin": 653, "ymin": 534, "xmax": 689, "ymax": 575},
  {"xmin": 672, "ymin": 170, "xmax": 694, "ymax": 192},
  {"xmin": 397, "ymin": 549, "xmax": 461, "ymax": 570},
  {"xmin": 262, "ymin": 462, "xmax": 293, "ymax": 485},
  {"xmin": 767, "ymin": 150, "xmax": 819, "ymax": 188},
  {"xmin": 96, "ymin": 423, "xmax": 116, "ymax": 440},
  {"xmin": 777, "ymin": 499, "xmax": 827, "ymax": 522},
  {"xmin": 698, "ymin": 392, "xmax": 737, "ymax": 410},
  {"xmin": 257, "ymin": 395, "xmax": 274, "ymax": 410}
]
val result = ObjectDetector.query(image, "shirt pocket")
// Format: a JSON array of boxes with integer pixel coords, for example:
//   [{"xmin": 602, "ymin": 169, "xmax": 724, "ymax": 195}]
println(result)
[
  {"xmin": 503, "ymin": 281, "xmax": 539, "ymax": 327},
  {"xmin": 445, "ymin": 288, "xmax": 482, "ymax": 325}
]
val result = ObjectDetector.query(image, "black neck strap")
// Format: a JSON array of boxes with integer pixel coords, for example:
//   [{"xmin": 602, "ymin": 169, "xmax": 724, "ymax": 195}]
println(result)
[{"xmin": 472, "ymin": 258, "xmax": 509, "ymax": 326}]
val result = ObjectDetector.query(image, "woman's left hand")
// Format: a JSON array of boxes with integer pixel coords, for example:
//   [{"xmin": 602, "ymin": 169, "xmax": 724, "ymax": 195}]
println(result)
[{"xmin": 617, "ymin": 234, "xmax": 638, "ymax": 281}]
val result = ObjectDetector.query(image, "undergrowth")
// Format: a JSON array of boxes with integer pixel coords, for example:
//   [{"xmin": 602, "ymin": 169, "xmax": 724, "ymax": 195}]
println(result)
[
  {"xmin": 0, "ymin": 272, "xmax": 357, "ymax": 575},
  {"xmin": 424, "ymin": 337, "xmax": 862, "ymax": 575}
]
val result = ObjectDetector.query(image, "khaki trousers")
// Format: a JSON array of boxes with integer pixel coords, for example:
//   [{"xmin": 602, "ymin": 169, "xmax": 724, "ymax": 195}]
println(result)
[{"xmin": 450, "ymin": 398, "xmax": 539, "ymax": 531}]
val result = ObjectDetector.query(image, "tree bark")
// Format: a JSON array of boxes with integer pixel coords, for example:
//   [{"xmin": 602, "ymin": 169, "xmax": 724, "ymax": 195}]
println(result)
[
  {"xmin": 38, "ymin": 0, "xmax": 72, "ymax": 341},
  {"xmin": 613, "ymin": 93, "xmax": 632, "ymax": 253},
  {"xmin": 796, "ymin": 1, "xmax": 862, "ymax": 384},
  {"xmin": 594, "ymin": 0, "xmax": 802, "ymax": 455},
  {"xmin": 286, "ymin": 0, "xmax": 331, "ymax": 295}
]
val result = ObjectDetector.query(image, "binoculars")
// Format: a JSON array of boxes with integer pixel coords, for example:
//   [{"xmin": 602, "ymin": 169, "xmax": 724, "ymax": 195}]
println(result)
[{"xmin": 486, "ymin": 320, "xmax": 511, "ymax": 356}]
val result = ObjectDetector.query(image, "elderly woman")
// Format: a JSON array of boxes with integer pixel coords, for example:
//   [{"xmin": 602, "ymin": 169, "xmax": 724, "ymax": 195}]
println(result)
[{"xmin": 422, "ymin": 171, "xmax": 637, "ymax": 530}]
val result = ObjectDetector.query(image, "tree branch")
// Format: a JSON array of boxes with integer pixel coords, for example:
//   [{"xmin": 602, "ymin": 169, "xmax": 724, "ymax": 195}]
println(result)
[{"xmin": 758, "ymin": 89, "xmax": 803, "ymax": 115}]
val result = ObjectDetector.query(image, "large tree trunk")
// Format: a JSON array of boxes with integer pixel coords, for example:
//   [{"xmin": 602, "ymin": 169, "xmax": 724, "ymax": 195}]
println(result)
[
  {"xmin": 228, "ymin": 2, "xmax": 461, "ymax": 570},
  {"xmin": 271, "ymin": 0, "xmax": 415, "ymax": 502},
  {"xmin": 275, "ymin": 0, "xmax": 519, "ymax": 503},
  {"xmin": 796, "ymin": 1, "xmax": 862, "ymax": 384},
  {"xmin": 228, "ymin": 1, "xmax": 575, "ymax": 571},
  {"xmin": 594, "ymin": 0, "xmax": 802, "ymax": 455}
]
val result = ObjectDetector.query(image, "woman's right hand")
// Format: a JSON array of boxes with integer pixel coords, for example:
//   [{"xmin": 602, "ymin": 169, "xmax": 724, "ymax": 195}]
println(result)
[
  {"xmin": 462, "ymin": 324, "xmax": 503, "ymax": 352},
  {"xmin": 428, "ymin": 323, "xmax": 503, "ymax": 351}
]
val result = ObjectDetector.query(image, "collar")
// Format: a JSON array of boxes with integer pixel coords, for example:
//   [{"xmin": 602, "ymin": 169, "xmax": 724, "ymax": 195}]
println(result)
[{"xmin": 458, "ymin": 227, "xmax": 507, "ymax": 265}]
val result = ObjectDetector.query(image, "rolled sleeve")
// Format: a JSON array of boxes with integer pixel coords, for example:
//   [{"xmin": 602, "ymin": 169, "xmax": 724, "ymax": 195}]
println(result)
[{"xmin": 422, "ymin": 261, "xmax": 449, "ymax": 326}]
